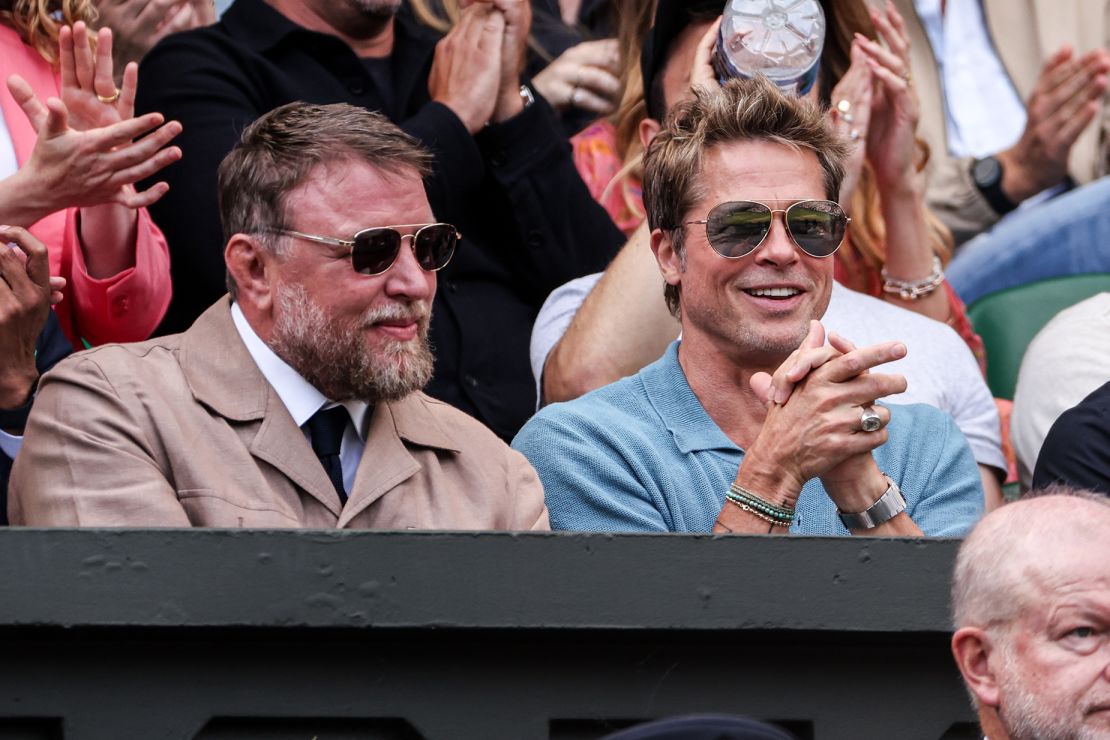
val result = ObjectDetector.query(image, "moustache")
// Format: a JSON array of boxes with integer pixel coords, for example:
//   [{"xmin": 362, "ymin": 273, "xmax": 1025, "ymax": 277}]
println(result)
[{"xmin": 361, "ymin": 301, "xmax": 431, "ymax": 329}]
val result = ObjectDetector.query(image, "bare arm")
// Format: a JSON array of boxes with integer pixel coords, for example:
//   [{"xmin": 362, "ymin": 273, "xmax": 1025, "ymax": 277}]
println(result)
[{"xmin": 542, "ymin": 221, "xmax": 679, "ymax": 403}]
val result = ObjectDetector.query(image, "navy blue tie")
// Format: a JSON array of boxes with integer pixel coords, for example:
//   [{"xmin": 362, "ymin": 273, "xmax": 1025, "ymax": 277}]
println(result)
[{"xmin": 305, "ymin": 406, "xmax": 349, "ymax": 503}]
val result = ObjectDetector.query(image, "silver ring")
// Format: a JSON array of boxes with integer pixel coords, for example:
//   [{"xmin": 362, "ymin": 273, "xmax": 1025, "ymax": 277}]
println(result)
[
  {"xmin": 571, "ymin": 87, "xmax": 583, "ymax": 106},
  {"xmin": 849, "ymin": 128, "xmax": 860, "ymax": 141},
  {"xmin": 860, "ymin": 406, "xmax": 882, "ymax": 433},
  {"xmin": 840, "ymin": 111, "xmax": 855, "ymax": 124}
]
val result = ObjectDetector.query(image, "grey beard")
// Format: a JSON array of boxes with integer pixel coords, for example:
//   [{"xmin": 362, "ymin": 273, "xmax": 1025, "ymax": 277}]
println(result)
[{"xmin": 269, "ymin": 283, "xmax": 434, "ymax": 403}]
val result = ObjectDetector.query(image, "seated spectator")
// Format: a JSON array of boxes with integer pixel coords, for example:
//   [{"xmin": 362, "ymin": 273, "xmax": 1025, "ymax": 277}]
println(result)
[
  {"xmin": 1032, "ymin": 382, "xmax": 1110, "ymax": 496},
  {"xmin": 0, "ymin": 226, "xmax": 71, "ymax": 524},
  {"xmin": 0, "ymin": 8, "xmax": 180, "ymax": 346},
  {"xmin": 513, "ymin": 78, "xmax": 984, "ymax": 536},
  {"xmin": 888, "ymin": 0, "xmax": 1110, "ymax": 303},
  {"xmin": 1011, "ymin": 292, "xmax": 1110, "ymax": 489},
  {"xmin": 563, "ymin": 0, "xmax": 984, "ymax": 365},
  {"xmin": 950, "ymin": 487, "xmax": 1110, "ymax": 739},
  {"xmin": 9, "ymin": 102, "xmax": 549, "ymax": 530},
  {"xmin": 538, "ymin": 0, "xmax": 1005, "ymax": 505},
  {"xmin": 135, "ymin": 0, "xmax": 624, "ymax": 441}
]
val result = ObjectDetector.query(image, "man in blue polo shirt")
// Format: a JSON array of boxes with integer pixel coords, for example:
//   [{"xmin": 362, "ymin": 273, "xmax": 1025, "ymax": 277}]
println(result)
[{"xmin": 513, "ymin": 78, "xmax": 983, "ymax": 536}]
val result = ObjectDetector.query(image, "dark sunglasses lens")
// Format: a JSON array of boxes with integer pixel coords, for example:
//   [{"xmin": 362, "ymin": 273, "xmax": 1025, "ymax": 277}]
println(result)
[
  {"xmin": 786, "ymin": 201, "xmax": 847, "ymax": 257},
  {"xmin": 352, "ymin": 228, "xmax": 402, "ymax": 275},
  {"xmin": 413, "ymin": 223, "xmax": 457, "ymax": 271},
  {"xmin": 705, "ymin": 202, "xmax": 772, "ymax": 258}
]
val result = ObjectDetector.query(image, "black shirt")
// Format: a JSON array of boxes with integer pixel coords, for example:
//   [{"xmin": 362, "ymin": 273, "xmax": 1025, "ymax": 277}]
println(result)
[
  {"xmin": 135, "ymin": 0, "xmax": 624, "ymax": 440},
  {"xmin": 1033, "ymin": 380, "xmax": 1110, "ymax": 496}
]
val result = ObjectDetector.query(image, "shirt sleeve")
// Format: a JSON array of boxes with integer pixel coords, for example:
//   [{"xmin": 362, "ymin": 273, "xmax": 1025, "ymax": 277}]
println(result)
[{"xmin": 529, "ymin": 274, "xmax": 601, "ymax": 408}]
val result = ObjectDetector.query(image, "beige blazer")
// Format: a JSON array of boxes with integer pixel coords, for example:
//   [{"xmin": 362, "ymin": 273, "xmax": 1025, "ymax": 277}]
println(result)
[
  {"xmin": 880, "ymin": 0, "xmax": 1110, "ymax": 243},
  {"xmin": 9, "ymin": 298, "xmax": 549, "ymax": 530}
]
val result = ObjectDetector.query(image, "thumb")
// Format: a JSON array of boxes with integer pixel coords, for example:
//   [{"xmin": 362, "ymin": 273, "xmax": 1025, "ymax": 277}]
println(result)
[
  {"xmin": 42, "ymin": 97, "xmax": 70, "ymax": 138},
  {"xmin": 750, "ymin": 372, "xmax": 774, "ymax": 407}
]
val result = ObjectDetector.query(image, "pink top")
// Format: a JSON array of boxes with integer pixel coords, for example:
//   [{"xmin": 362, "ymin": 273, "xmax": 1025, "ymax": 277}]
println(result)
[{"xmin": 0, "ymin": 24, "xmax": 171, "ymax": 346}]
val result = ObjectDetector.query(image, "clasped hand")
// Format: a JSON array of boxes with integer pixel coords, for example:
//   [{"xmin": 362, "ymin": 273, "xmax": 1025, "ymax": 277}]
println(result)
[
  {"xmin": 428, "ymin": 0, "xmax": 532, "ymax": 132},
  {"xmin": 744, "ymin": 321, "xmax": 907, "ymax": 509}
]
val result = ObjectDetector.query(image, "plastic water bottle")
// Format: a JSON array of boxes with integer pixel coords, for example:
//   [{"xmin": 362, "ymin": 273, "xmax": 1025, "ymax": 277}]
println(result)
[{"xmin": 713, "ymin": 0, "xmax": 826, "ymax": 96}]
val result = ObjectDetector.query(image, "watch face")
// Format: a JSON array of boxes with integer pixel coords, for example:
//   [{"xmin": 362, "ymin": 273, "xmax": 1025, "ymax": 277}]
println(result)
[{"xmin": 972, "ymin": 156, "xmax": 1002, "ymax": 187}]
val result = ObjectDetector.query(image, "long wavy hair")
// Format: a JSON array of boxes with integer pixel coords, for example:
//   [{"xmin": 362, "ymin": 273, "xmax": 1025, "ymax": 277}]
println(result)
[
  {"xmin": 0, "ymin": 0, "xmax": 97, "ymax": 64},
  {"xmin": 604, "ymin": 0, "xmax": 953, "ymax": 274}
]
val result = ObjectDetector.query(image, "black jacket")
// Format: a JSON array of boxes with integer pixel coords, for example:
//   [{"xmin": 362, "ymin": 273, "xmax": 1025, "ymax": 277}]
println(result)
[{"xmin": 135, "ymin": 0, "xmax": 624, "ymax": 440}]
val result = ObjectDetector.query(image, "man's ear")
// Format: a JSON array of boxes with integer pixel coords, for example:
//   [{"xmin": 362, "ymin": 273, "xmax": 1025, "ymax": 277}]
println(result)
[
  {"xmin": 951, "ymin": 627, "xmax": 1003, "ymax": 708},
  {"xmin": 225, "ymin": 234, "xmax": 278, "ymax": 313},
  {"xmin": 639, "ymin": 117, "xmax": 662, "ymax": 152},
  {"xmin": 650, "ymin": 227, "xmax": 682, "ymax": 289}
]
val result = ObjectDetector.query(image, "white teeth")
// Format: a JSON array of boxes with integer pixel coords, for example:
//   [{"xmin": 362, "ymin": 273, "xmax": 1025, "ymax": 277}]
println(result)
[{"xmin": 747, "ymin": 287, "xmax": 800, "ymax": 297}]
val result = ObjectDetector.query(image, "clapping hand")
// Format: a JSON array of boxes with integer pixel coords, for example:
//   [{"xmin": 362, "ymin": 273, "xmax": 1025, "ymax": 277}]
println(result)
[{"xmin": 5, "ymin": 22, "xmax": 182, "ymax": 218}]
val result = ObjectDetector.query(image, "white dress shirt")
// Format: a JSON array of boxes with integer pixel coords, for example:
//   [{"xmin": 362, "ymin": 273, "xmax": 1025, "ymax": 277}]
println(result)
[{"xmin": 231, "ymin": 302, "xmax": 369, "ymax": 496}]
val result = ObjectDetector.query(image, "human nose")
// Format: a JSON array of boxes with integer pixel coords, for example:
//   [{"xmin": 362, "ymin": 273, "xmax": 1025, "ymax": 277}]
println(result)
[
  {"xmin": 753, "ymin": 210, "xmax": 800, "ymax": 266},
  {"xmin": 382, "ymin": 233, "xmax": 435, "ymax": 301}
]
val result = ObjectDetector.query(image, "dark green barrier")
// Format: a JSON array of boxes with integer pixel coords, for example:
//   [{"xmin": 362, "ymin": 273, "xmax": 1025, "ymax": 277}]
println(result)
[{"xmin": 0, "ymin": 531, "xmax": 976, "ymax": 740}]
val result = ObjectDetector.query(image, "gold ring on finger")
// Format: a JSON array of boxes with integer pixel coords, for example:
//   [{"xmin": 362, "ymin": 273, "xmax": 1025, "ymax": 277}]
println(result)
[{"xmin": 97, "ymin": 88, "xmax": 121, "ymax": 104}]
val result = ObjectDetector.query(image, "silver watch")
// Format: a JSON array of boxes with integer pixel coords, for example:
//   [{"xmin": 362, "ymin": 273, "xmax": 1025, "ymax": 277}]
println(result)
[{"xmin": 837, "ymin": 474, "xmax": 906, "ymax": 530}]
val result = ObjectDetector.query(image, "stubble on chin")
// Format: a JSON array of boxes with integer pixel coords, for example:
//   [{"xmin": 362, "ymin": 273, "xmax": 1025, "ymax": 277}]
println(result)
[{"xmin": 269, "ymin": 283, "xmax": 434, "ymax": 403}]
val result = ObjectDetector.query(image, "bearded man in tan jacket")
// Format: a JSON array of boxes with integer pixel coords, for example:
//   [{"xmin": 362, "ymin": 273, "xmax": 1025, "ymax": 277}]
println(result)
[{"xmin": 9, "ymin": 102, "xmax": 549, "ymax": 530}]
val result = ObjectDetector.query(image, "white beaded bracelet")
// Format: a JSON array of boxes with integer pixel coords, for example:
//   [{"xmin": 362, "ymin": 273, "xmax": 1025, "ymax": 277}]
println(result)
[{"xmin": 881, "ymin": 255, "xmax": 945, "ymax": 300}]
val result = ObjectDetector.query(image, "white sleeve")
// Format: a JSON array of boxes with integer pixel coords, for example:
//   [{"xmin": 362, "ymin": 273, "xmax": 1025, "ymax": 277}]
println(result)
[{"xmin": 529, "ymin": 273, "xmax": 603, "ymax": 409}]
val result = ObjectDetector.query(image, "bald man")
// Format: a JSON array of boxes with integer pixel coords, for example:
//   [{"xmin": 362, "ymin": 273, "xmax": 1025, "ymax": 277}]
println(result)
[{"xmin": 950, "ymin": 488, "xmax": 1110, "ymax": 740}]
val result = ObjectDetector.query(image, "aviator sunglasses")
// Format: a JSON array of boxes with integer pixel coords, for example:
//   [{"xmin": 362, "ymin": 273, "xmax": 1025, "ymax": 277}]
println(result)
[
  {"xmin": 270, "ymin": 222, "xmax": 460, "ymax": 275},
  {"xmin": 683, "ymin": 200, "xmax": 850, "ymax": 259}
]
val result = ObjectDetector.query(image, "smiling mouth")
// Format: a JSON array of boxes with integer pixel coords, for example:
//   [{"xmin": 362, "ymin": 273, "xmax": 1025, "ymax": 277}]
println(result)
[{"xmin": 744, "ymin": 287, "xmax": 801, "ymax": 298}]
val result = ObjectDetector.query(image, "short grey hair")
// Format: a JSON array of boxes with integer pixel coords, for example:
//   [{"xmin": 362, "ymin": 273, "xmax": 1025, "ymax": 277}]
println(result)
[
  {"xmin": 951, "ymin": 484, "xmax": 1110, "ymax": 630},
  {"xmin": 218, "ymin": 101, "xmax": 433, "ymax": 299}
]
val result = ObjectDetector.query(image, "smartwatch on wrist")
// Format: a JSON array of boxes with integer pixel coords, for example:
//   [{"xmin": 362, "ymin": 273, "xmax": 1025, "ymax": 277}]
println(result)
[
  {"xmin": 971, "ymin": 155, "xmax": 1019, "ymax": 216},
  {"xmin": 837, "ymin": 474, "xmax": 907, "ymax": 530}
]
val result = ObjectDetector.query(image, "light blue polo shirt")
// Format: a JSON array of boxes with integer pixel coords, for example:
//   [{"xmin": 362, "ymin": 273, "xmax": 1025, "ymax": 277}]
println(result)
[{"xmin": 513, "ymin": 342, "xmax": 984, "ymax": 535}]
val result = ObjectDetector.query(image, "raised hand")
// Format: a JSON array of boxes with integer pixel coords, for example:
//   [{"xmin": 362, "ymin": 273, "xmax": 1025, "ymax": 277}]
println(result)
[
  {"xmin": 827, "ymin": 42, "xmax": 873, "ymax": 207},
  {"xmin": 999, "ymin": 45, "xmax": 1110, "ymax": 202},
  {"xmin": 428, "ymin": 2, "xmax": 504, "ymax": 133},
  {"xmin": 6, "ymin": 73, "xmax": 182, "ymax": 215},
  {"xmin": 96, "ymin": 0, "xmax": 216, "ymax": 74},
  {"xmin": 854, "ymin": 1, "xmax": 919, "ymax": 191},
  {"xmin": 533, "ymin": 39, "xmax": 620, "ymax": 114}
]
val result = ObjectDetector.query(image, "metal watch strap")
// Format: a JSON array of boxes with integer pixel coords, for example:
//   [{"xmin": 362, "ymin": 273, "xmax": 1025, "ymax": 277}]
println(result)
[{"xmin": 837, "ymin": 475, "xmax": 906, "ymax": 530}]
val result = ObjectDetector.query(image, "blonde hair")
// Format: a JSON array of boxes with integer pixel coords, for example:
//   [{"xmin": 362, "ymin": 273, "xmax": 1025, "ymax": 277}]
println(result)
[{"xmin": 0, "ymin": 0, "xmax": 97, "ymax": 65}]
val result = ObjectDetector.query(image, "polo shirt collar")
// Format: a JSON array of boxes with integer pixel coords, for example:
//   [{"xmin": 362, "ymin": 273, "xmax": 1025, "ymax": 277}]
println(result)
[{"xmin": 640, "ymin": 341, "xmax": 740, "ymax": 455}]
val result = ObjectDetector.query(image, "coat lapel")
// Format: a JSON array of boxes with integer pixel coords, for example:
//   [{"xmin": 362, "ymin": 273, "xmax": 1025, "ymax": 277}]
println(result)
[
  {"xmin": 180, "ymin": 298, "xmax": 342, "ymax": 517},
  {"xmin": 339, "ymin": 393, "xmax": 461, "ymax": 527}
]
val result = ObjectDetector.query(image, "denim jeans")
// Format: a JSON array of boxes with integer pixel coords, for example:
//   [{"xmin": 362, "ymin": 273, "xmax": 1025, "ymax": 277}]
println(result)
[{"xmin": 947, "ymin": 176, "xmax": 1110, "ymax": 305}]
